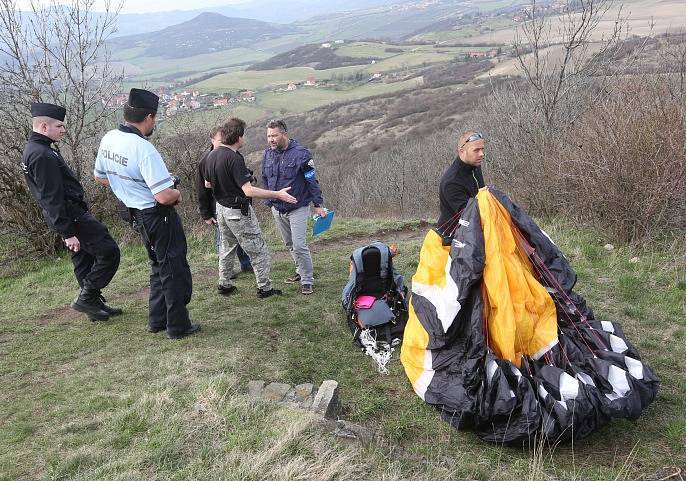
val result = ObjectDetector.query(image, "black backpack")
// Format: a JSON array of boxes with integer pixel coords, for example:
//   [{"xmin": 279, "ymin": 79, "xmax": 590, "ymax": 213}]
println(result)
[{"xmin": 341, "ymin": 242, "xmax": 408, "ymax": 350}]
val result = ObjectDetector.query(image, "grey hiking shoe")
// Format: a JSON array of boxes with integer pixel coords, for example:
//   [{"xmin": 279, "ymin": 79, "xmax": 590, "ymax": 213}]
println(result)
[{"xmin": 285, "ymin": 273, "xmax": 301, "ymax": 284}]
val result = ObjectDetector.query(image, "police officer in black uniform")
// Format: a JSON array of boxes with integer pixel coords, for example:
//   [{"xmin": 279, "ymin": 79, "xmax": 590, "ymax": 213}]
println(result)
[{"xmin": 21, "ymin": 102, "xmax": 122, "ymax": 321}]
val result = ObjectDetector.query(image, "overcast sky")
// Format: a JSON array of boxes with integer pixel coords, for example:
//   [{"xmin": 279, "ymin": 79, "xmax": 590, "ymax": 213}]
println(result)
[{"xmin": 16, "ymin": 0, "xmax": 244, "ymax": 14}]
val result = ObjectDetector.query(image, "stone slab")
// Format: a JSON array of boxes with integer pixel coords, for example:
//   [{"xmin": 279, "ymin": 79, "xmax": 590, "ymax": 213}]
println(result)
[
  {"xmin": 247, "ymin": 380, "xmax": 265, "ymax": 398},
  {"xmin": 262, "ymin": 382, "xmax": 292, "ymax": 402},
  {"xmin": 311, "ymin": 380, "xmax": 340, "ymax": 419}
]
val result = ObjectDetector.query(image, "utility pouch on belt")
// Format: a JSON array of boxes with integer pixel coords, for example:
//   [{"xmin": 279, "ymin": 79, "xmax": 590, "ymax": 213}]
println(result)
[
  {"xmin": 233, "ymin": 197, "xmax": 250, "ymax": 217},
  {"xmin": 116, "ymin": 199, "xmax": 134, "ymax": 226}
]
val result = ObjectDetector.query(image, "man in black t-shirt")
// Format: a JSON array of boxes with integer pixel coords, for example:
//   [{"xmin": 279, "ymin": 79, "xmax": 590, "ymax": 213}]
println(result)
[
  {"xmin": 196, "ymin": 125, "xmax": 252, "ymax": 274},
  {"xmin": 436, "ymin": 131, "xmax": 485, "ymax": 242},
  {"xmin": 203, "ymin": 118, "xmax": 297, "ymax": 298}
]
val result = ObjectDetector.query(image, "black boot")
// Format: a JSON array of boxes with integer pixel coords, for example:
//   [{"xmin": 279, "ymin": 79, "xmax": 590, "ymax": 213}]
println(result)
[
  {"xmin": 97, "ymin": 294, "xmax": 123, "ymax": 316},
  {"xmin": 71, "ymin": 288, "xmax": 110, "ymax": 321}
]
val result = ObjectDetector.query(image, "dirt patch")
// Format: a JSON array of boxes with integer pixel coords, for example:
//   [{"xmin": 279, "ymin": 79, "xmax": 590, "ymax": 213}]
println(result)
[
  {"xmin": 310, "ymin": 221, "xmax": 429, "ymax": 252},
  {"xmin": 31, "ymin": 225, "xmax": 429, "ymax": 324}
]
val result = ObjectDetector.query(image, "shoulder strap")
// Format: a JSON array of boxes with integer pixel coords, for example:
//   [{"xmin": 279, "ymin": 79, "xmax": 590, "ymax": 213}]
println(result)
[
  {"xmin": 350, "ymin": 245, "xmax": 366, "ymax": 275},
  {"xmin": 368, "ymin": 242, "xmax": 390, "ymax": 279}
]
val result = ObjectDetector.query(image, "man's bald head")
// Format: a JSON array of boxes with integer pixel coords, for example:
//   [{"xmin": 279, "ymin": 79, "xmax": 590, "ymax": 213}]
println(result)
[{"xmin": 457, "ymin": 131, "xmax": 485, "ymax": 167}]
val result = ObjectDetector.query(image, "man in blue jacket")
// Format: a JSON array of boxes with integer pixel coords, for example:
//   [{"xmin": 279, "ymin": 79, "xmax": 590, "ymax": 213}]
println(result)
[{"xmin": 262, "ymin": 119, "xmax": 325, "ymax": 295}]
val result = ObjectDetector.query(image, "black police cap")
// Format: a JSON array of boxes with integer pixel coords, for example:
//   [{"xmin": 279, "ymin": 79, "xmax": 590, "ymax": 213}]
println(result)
[
  {"xmin": 128, "ymin": 88, "xmax": 159, "ymax": 111},
  {"xmin": 31, "ymin": 102, "xmax": 66, "ymax": 121}
]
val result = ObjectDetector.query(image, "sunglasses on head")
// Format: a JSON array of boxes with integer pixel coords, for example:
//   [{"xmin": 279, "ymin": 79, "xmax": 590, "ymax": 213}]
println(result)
[{"xmin": 461, "ymin": 132, "xmax": 483, "ymax": 148}]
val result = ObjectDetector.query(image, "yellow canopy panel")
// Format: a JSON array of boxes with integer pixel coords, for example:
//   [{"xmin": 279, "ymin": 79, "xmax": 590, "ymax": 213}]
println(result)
[{"xmin": 477, "ymin": 190, "xmax": 558, "ymax": 367}]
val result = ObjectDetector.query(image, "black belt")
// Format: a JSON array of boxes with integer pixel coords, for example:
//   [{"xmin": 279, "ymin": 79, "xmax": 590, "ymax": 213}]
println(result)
[{"xmin": 129, "ymin": 204, "xmax": 171, "ymax": 216}]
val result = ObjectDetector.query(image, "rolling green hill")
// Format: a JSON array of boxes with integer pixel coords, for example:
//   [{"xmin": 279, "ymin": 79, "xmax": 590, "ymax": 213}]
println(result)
[
  {"xmin": 108, "ymin": 0, "xmax": 525, "ymax": 82},
  {"xmin": 109, "ymin": 12, "xmax": 299, "ymax": 59}
]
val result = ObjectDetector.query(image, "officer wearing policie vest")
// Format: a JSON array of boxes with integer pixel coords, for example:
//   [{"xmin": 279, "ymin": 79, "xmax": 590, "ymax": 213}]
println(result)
[
  {"xmin": 21, "ymin": 102, "xmax": 122, "ymax": 322},
  {"xmin": 94, "ymin": 88, "xmax": 201, "ymax": 339}
]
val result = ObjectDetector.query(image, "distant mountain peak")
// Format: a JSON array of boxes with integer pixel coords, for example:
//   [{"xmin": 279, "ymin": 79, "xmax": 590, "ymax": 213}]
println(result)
[{"xmin": 110, "ymin": 12, "xmax": 298, "ymax": 59}]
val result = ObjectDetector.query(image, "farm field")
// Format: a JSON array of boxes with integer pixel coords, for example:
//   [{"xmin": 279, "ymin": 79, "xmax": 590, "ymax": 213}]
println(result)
[
  {"xmin": 189, "ymin": 44, "xmax": 469, "ymax": 93},
  {"xmin": 461, "ymin": 0, "xmax": 686, "ymax": 44}
]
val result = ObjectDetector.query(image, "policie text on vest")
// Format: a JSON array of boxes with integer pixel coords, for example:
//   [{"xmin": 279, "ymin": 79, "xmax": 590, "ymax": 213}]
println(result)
[{"xmin": 101, "ymin": 149, "xmax": 128, "ymax": 167}]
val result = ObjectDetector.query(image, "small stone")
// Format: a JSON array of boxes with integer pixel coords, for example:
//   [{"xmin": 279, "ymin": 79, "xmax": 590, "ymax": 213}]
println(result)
[
  {"xmin": 294, "ymin": 383, "xmax": 314, "ymax": 402},
  {"xmin": 603, "ymin": 244, "xmax": 615, "ymax": 251},
  {"xmin": 247, "ymin": 380, "xmax": 265, "ymax": 398},
  {"xmin": 298, "ymin": 395, "xmax": 314, "ymax": 410},
  {"xmin": 333, "ymin": 420, "xmax": 373, "ymax": 445},
  {"xmin": 629, "ymin": 256, "xmax": 639, "ymax": 263},
  {"xmin": 311, "ymin": 380, "xmax": 340, "ymax": 419},
  {"xmin": 262, "ymin": 382, "xmax": 292, "ymax": 402},
  {"xmin": 283, "ymin": 387, "xmax": 297, "ymax": 404}
]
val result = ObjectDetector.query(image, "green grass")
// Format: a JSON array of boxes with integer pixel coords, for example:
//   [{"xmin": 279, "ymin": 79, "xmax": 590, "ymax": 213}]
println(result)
[
  {"xmin": 123, "ymin": 48, "xmax": 274, "ymax": 82},
  {"xmin": 190, "ymin": 65, "xmax": 364, "ymax": 92},
  {"xmin": 257, "ymin": 78, "xmax": 423, "ymax": 113},
  {"xmin": 1, "ymin": 218, "xmax": 683, "ymax": 480},
  {"xmin": 333, "ymin": 42, "xmax": 408, "ymax": 59},
  {"xmin": 190, "ymin": 48, "xmax": 458, "ymax": 94},
  {"xmin": 411, "ymin": 17, "xmax": 517, "ymax": 43},
  {"xmin": 160, "ymin": 103, "xmax": 270, "ymax": 129}
]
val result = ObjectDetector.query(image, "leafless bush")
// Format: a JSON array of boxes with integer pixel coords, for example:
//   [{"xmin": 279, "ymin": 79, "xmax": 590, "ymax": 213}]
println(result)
[
  {"xmin": 318, "ymin": 130, "xmax": 457, "ymax": 218},
  {"xmin": 513, "ymin": 0, "xmax": 630, "ymax": 130},
  {"xmin": 0, "ymin": 0, "xmax": 121, "ymax": 254},
  {"xmin": 155, "ymin": 115, "xmax": 222, "ymax": 223},
  {"xmin": 660, "ymin": 30, "xmax": 686, "ymax": 103},
  {"xmin": 559, "ymin": 77, "xmax": 686, "ymax": 242},
  {"xmin": 481, "ymin": 73, "xmax": 685, "ymax": 243}
]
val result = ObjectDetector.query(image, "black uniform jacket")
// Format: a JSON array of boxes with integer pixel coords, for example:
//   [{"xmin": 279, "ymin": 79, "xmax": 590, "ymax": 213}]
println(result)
[
  {"xmin": 436, "ymin": 157, "xmax": 485, "ymax": 237},
  {"xmin": 21, "ymin": 132, "xmax": 88, "ymax": 238}
]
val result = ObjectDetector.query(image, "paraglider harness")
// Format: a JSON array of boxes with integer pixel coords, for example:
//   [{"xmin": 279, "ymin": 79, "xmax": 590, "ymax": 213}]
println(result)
[{"xmin": 341, "ymin": 242, "xmax": 408, "ymax": 373}]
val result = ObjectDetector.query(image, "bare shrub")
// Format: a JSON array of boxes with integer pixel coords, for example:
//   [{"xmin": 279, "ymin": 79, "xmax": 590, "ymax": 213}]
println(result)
[
  {"xmin": 0, "ymin": 0, "xmax": 121, "ymax": 254},
  {"xmin": 318, "ymin": 129, "xmax": 457, "ymax": 218},
  {"xmin": 559, "ymin": 77, "xmax": 686, "ymax": 242},
  {"xmin": 481, "ymin": 72, "xmax": 685, "ymax": 243}
]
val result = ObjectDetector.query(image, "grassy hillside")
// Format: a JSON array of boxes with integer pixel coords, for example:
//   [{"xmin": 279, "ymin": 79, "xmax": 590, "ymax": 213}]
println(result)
[
  {"xmin": 107, "ymin": 0, "xmax": 521, "ymax": 84},
  {"xmin": 108, "ymin": 12, "xmax": 299, "ymax": 59},
  {"xmin": 0, "ymin": 217, "xmax": 684, "ymax": 480}
]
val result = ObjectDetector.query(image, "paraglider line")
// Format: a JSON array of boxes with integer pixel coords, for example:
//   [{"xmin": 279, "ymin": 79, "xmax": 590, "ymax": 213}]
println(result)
[
  {"xmin": 507, "ymin": 221, "xmax": 607, "ymax": 354},
  {"xmin": 436, "ymin": 209, "xmax": 464, "ymax": 237},
  {"xmin": 527, "ymin": 251, "xmax": 605, "ymax": 354}
]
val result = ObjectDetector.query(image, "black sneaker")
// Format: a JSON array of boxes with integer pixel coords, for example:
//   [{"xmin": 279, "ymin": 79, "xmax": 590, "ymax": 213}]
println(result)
[
  {"xmin": 147, "ymin": 325, "xmax": 166, "ymax": 333},
  {"xmin": 301, "ymin": 284, "xmax": 314, "ymax": 295},
  {"xmin": 217, "ymin": 284, "xmax": 237, "ymax": 296},
  {"xmin": 168, "ymin": 323, "xmax": 201, "ymax": 339},
  {"xmin": 257, "ymin": 287, "xmax": 282, "ymax": 299},
  {"xmin": 285, "ymin": 273, "xmax": 301, "ymax": 284}
]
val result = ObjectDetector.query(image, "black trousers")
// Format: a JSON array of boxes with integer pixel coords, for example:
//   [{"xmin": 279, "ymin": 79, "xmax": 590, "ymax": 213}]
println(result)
[
  {"xmin": 71, "ymin": 212, "xmax": 120, "ymax": 291},
  {"xmin": 135, "ymin": 207, "xmax": 193, "ymax": 335}
]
